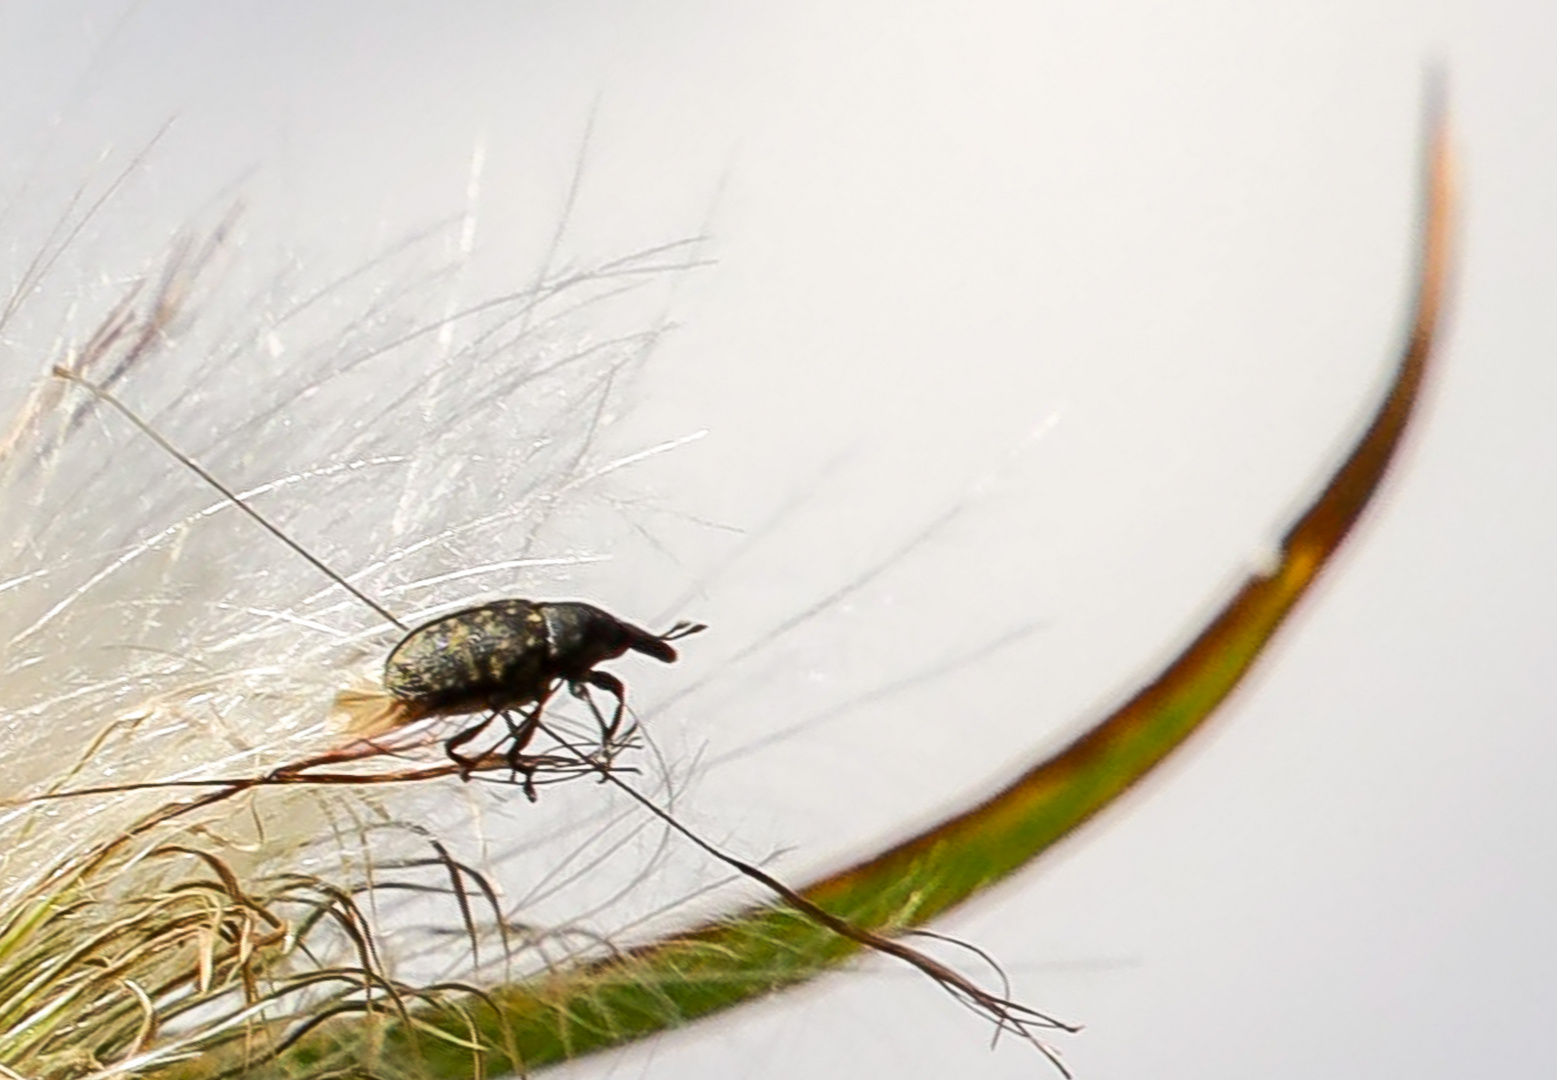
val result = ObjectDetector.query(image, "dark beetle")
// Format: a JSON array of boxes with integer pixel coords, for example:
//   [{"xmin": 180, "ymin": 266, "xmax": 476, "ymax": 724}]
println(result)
[{"xmin": 382, "ymin": 599, "xmax": 704, "ymax": 785}]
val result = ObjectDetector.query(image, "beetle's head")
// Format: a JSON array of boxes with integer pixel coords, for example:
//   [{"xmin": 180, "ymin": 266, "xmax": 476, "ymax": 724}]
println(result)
[
  {"xmin": 621, "ymin": 618, "xmax": 709, "ymax": 663},
  {"xmin": 539, "ymin": 602, "xmax": 706, "ymax": 674}
]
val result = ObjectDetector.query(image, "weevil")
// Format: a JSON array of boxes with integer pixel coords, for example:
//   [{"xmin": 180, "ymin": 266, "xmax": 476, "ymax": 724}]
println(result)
[{"xmin": 382, "ymin": 599, "xmax": 705, "ymax": 788}]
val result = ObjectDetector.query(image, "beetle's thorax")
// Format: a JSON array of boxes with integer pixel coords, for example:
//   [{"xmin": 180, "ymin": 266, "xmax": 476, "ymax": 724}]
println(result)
[{"xmin": 539, "ymin": 601, "xmax": 632, "ymax": 677}]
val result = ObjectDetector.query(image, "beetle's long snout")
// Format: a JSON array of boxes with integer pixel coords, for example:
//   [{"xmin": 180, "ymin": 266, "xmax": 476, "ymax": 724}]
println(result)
[
  {"xmin": 628, "ymin": 619, "xmax": 707, "ymax": 663},
  {"xmin": 626, "ymin": 626, "xmax": 679, "ymax": 663}
]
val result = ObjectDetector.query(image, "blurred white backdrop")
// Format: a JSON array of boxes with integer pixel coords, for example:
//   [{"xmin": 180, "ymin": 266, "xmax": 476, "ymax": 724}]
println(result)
[{"xmin": 0, "ymin": 3, "xmax": 1552, "ymax": 1078}]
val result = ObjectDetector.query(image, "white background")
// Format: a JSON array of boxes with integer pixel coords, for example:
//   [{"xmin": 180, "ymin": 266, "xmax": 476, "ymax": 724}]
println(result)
[{"xmin": 0, "ymin": 3, "xmax": 1552, "ymax": 1078}]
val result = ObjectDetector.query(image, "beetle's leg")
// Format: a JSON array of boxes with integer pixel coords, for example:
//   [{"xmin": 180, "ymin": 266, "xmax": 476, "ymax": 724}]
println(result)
[
  {"xmin": 497, "ymin": 710, "xmax": 520, "ymax": 772},
  {"xmin": 579, "ymin": 670, "xmax": 627, "ymax": 745},
  {"xmin": 444, "ymin": 712, "xmax": 497, "ymax": 781},
  {"xmin": 504, "ymin": 689, "xmax": 552, "ymax": 802},
  {"xmin": 502, "ymin": 706, "xmax": 538, "ymax": 774}
]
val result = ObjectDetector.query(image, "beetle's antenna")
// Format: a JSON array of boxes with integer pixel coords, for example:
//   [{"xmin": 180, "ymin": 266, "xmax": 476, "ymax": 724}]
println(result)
[
  {"xmin": 53, "ymin": 365, "xmax": 408, "ymax": 632},
  {"xmin": 659, "ymin": 620, "xmax": 707, "ymax": 642}
]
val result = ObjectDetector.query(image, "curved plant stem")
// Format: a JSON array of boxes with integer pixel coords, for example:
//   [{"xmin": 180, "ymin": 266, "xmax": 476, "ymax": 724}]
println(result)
[{"xmin": 156, "ymin": 104, "xmax": 1455, "ymax": 1080}]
